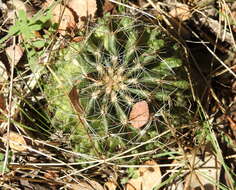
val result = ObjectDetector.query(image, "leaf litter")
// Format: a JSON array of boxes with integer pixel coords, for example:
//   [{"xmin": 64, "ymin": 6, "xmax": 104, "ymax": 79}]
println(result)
[
  {"xmin": 2, "ymin": 131, "xmax": 27, "ymax": 152},
  {"xmin": 129, "ymin": 101, "xmax": 150, "ymax": 129},
  {"xmin": 5, "ymin": 44, "xmax": 24, "ymax": 65},
  {"xmin": 0, "ymin": 0, "xmax": 235, "ymax": 189},
  {"xmin": 125, "ymin": 160, "xmax": 162, "ymax": 190},
  {"xmin": 44, "ymin": 0, "xmax": 97, "ymax": 34}
]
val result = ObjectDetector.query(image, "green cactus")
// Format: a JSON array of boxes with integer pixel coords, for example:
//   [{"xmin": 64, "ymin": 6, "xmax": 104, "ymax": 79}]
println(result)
[{"xmin": 44, "ymin": 15, "xmax": 192, "ymax": 162}]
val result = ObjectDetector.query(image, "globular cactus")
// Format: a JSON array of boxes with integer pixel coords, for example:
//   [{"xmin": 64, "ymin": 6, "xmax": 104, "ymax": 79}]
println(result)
[{"xmin": 44, "ymin": 15, "xmax": 191, "ymax": 160}]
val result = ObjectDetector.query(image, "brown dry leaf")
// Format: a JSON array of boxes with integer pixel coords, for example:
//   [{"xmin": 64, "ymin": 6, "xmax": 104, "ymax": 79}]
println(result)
[
  {"xmin": 67, "ymin": 0, "xmax": 97, "ymax": 27},
  {"xmin": 129, "ymin": 101, "xmax": 149, "ymax": 128},
  {"xmin": 104, "ymin": 181, "xmax": 117, "ymax": 190},
  {"xmin": 11, "ymin": 0, "xmax": 27, "ymax": 13},
  {"xmin": 103, "ymin": 0, "xmax": 115, "ymax": 13},
  {"xmin": 169, "ymin": 4, "xmax": 191, "ymax": 21},
  {"xmin": 184, "ymin": 153, "xmax": 221, "ymax": 190},
  {"xmin": 227, "ymin": 115, "xmax": 236, "ymax": 131},
  {"xmin": 68, "ymin": 86, "xmax": 83, "ymax": 114},
  {"xmin": 72, "ymin": 36, "xmax": 85, "ymax": 42},
  {"xmin": 0, "ymin": 94, "xmax": 6, "ymax": 113},
  {"xmin": 67, "ymin": 0, "xmax": 97, "ymax": 18},
  {"xmin": 50, "ymin": 3, "xmax": 76, "ymax": 35},
  {"xmin": 70, "ymin": 180, "xmax": 104, "ymax": 190},
  {"xmin": 44, "ymin": 170, "xmax": 59, "ymax": 180},
  {"xmin": 3, "ymin": 131, "xmax": 27, "ymax": 152},
  {"xmin": 5, "ymin": 45, "xmax": 24, "ymax": 65},
  {"xmin": 126, "ymin": 160, "xmax": 162, "ymax": 190}
]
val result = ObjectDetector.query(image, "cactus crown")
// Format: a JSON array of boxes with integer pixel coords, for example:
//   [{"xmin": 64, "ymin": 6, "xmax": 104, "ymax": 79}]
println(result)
[{"xmin": 45, "ymin": 15, "xmax": 191, "ymax": 161}]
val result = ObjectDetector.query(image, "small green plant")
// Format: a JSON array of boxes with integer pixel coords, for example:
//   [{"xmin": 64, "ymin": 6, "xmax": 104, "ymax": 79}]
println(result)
[
  {"xmin": 0, "ymin": 9, "xmax": 52, "ymax": 74},
  {"xmin": 0, "ymin": 9, "xmax": 51, "ymax": 45},
  {"xmin": 44, "ymin": 15, "xmax": 192, "ymax": 163}
]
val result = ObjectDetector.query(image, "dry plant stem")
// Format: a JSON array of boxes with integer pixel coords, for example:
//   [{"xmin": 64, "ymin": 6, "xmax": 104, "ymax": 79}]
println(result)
[
  {"xmin": 9, "ymin": 136, "xmax": 176, "ymax": 167},
  {"xmin": 219, "ymin": 0, "xmax": 236, "ymax": 48},
  {"xmin": 23, "ymin": 136, "xmax": 97, "ymax": 160},
  {"xmin": 187, "ymin": 28, "xmax": 232, "ymax": 112},
  {"xmin": 196, "ymin": 0, "xmax": 235, "ymax": 8},
  {"xmin": 191, "ymin": 23, "xmax": 236, "ymax": 78},
  {"xmin": 199, "ymin": 105, "xmax": 235, "ymax": 189},
  {"xmin": 184, "ymin": 148, "xmax": 205, "ymax": 190},
  {"xmin": 2, "ymin": 36, "xmax": 16, "ymax": 174},
  {"xmin": 10, "ymin": 161, "xmax": 184, "ymax": 168},
  {"xmin": 210, "ymin": 88, "xmax": 226, "ymax": 113},
  {"xmin": 146, "ymin": 0, "xmax": 173, "ymax": 26},
  {"xmin": 194, "ymin": 2, "xmax": 236, "ymax": 50},
  {"xmin": 213, "ymin": 60, "xmax": 236, "ymax": 77},
  {"xmin": 161, "ymin": 112, "xmax": 205, "ymax": 190},
  {"xmin": 59, "ymin": 162, "xmax": 102, "ymax": 180},
  {"xmin": 0, "ymin": 175, "xmax": 65, "ymax": 185},
  {"xmin": 185, "ymin": 6, "xmax": 236, "ymax": 76},
  {"xmin": 9, "ymin": 138, "xmax": 177, "ymax": 168},
  {"xmin": 59, "ymin": 130, "xmax": 171, "ymax": 179},
  {"xmin": 108, "ymin": 0, "xmax": 156, "ymax": 19},
  {"xmin": 0, "ymin": 136, "xmax": 75, "ymax": 170}
]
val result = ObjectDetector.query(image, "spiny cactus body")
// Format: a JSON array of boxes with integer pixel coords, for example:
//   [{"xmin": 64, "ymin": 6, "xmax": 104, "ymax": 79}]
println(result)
[{"xmin": 45, "ymin": 16, "xmax": 191, "ymax": 161}]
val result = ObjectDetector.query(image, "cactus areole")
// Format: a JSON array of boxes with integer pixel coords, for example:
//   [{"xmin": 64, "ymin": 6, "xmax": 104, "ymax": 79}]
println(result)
[{"xmin": 45, "ymin": 16, "xmax": 191, "ymax": 158}]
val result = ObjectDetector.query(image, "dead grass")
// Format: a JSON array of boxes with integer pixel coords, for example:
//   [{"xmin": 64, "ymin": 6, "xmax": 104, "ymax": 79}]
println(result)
[{"xmin": 0, "ymin": 0, "xmax": 235, "ymax": 189}]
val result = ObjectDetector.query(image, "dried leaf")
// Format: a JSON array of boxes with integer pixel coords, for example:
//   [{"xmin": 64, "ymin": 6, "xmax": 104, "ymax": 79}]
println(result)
[
  {"xmin": 184, "ymin": 153, "xmax": 221, "ymax": 190},
  {"xmin": 68, "ymin": 0, "xmax": 97, "ymax": 18},
  {"xmin": 227, "ymin": 116, "xmax": 236, "ymax": 131},
  {"xmin": 70, "ymin": 180, "xmax": 104, "ymax": 190},
  {"xmin": 103, "ymin": 0, "xmax": 115, "ymax": 13},
  {"xmin": 50, "ymin": 3, "xmax": 76, "ymax": 35},
  {"xmin": 169, "ymin": 4, "xmax": 191, "ymax": 21},
  {"xmin": 44, "ymin": 170, "xmax": 59, "ymax": 179},
  {"xmin": 129, "ymin": 101, "xmax": 149, "ymax": 128},
  {"xmin": 5, "ymin": 45, "xmax": 24, "ymax": 65},
  {"xmin": 67, "ymin": 0, "xmax": 97, "ymax": 27},
  {"xmin": 72, "ymin": 36, "xmax": 85, "ymax": 42},
  {"xmin": 104, "ymin": 181, "xmax": 117, "ymax": 190},
  {"xmin": 3, "ymin": 132, "xmax": 27, "ymax": 152},
  {"xmin": 11, "ymin": 0, "xmax": 27, "ymax": 13},
  {"xmin": 68, "ymin": 86, "xmax": 83, "ymax": 114},
  {"xmin": 126, "ymin": 160, "xmax": 162, "ymax": 190}
]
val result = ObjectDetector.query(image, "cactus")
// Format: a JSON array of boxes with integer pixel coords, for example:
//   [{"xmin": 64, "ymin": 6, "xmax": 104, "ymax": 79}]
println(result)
[{"xmin": 44, "ymin": 15, "xmax": 191, "ymax": 162}]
